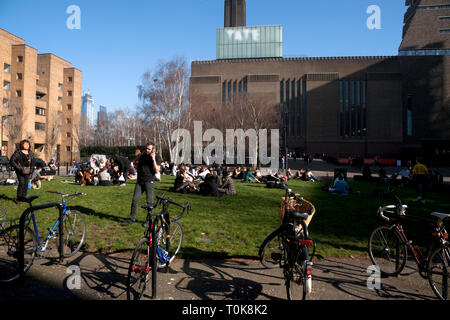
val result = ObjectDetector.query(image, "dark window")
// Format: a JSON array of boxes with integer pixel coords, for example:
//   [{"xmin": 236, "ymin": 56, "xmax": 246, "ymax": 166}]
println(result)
[
  {"xmin": 362, "ymin": 81, "xmax": 367, "ymax": 136},
  {"xmin": 243, "ymin": 78, "xmax": 247, "ymax": 100},
  {"xmin": 440, "ymin": 17, "xmax": 450, "ymax": 21},
  {"xmin": 345, "ymin": 81, "xmax": 350, "ymax": 137},
  {"xmin": 407, "ymin": 95, "xmax": 413, "ymax": 136},
  {"xmin": 356, "ymin": 81, "xmax": 361, "ymax": 136},
  {"xmin": 286, "ymin": 80, "xmax": 290, "ymax": 136},
  {"xmin": 3, "ymin": 81, "xmax": 10, "ymax": 90},
  {"xmin": 291, "ymin": 80, "xmax": 296, "ymax": 137},
  {"xmin": 280, "ymin": 81, "xmax": 284, "ymax": 105},
  {"xmin": 66, "ymin": 146, "xmax": 71, "ymax": 152},
  {"xmin": 68, "ymin": 90, "xmax": 72, "ymax": 97},
  {"xmin": 35, "ymin": 122, "xmax": 45, "ymax": 131},
  {"xmin": 67, "ymin": 132, "xmax": 71, "ymax": 138},
  {"xmin": 35, "ymin": 107, "xmax": 46, "ymax": 116},
  {"xmin": 16, "ymin": 90, "xmax": 22, "ymax": 97},
  {"xmin": 440, "ymin": 29, "xmax": 450, "ymax": 34},
  {"xmin": 3, "ymin": 98, "xmax": 9, "ymax": 108},
  {"xmin": 228, "ymin": 81, "xmax": 231, "ymax": 102},
  {"xmin": 3, "ymin": 63, "xmax": 10, "ymax": 73},
  {"xmin": 339, "ymin": 81, "xmax": 344, "ymax": 137},
  {"xmin": 16, "ymin": 73, "xmax": 22, "ymax": 80},
  {"xmin": 68, "ymin": 76, "xmax": 73, "ymax": 82},
  {"xmin": 67, "ymin": 104, "xmax": 72, "ymax": 110},
  {"xmin": 233, "ymin": 81, "xmax": 237, "ymax": 106},
  {"xmin": 302, "ymin": 79, "xmax": 307, "ymax": 137},
  {"xmin": 17, "ymin": 56, "xmax": 23, "ymax": 63},
  {"xmin": 67, "ymin": 118, "xmax": 72, "ymax": 124},
  {"xmin": 222, "ymin": 82, "xmax": 226, "ymax": 103}
]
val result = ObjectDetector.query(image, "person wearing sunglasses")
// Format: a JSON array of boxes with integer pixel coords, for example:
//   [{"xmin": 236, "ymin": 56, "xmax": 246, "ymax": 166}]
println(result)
[{"xmin": 121, "ymin": 143, "xmax": 162, "ymax": 226}]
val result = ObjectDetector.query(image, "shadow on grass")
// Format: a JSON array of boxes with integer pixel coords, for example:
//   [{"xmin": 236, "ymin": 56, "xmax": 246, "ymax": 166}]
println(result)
[{"xmin": 71, "ymin": 205, "xmax": 124, "ymax": 223}]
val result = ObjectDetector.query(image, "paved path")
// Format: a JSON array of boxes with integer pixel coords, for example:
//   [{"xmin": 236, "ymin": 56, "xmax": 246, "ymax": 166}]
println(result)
[{"xmin": 0, "ymin": 252, "xmax": 438, "ymax": 301}]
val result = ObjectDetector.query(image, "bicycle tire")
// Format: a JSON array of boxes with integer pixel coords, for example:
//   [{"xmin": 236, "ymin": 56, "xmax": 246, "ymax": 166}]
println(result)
[
  {"xmin": 427, "ymin": 244, "xmax": 449, "ymax": 300},
  {"xmin": 0, "ymin": 225, "xmax": 37, "ymax": 283},
  {"xmin": 368, "ymin": 225, "xmax": 407, "ymax": 276},
  {"xmin": 126, "ymin": 237, "xmax": 153, "ymax": 300},
  {"xmin": 0, "ymin": 206, "xmax": 6, "ymax": 230},
  {"xmin": 259, "ymin": 228, "xmax": 284, "ymax": 269},
  {"xmin": 57, "ymin": 210, "xmax": 86, "ymax": 257},
  {"xmin": 285, "ymin": 244, "xmax": 308, "ymax": 300},
  {"xmin": 157, "ymin": 221, "xmax": 183, "ymax": 268}
]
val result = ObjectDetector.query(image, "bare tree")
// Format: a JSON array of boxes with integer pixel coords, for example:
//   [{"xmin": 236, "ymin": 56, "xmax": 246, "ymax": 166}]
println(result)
[
  {"xmin": 45, "ymin": 110, "xmax": 61, "ymax": 160},
  {"xmin": 5, "ymin": 102, "xmax": 24, "ymax": 155},
  {"xmin": 138, "ymin": 57, "xmax": 190, "ymax": 161}
]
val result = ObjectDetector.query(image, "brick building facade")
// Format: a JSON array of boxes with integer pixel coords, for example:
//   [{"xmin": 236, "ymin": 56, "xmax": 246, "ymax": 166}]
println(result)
[
  {"xmin": 0, "ymin": 28, "xmax": 82, "ymax": 163},
  {"xmin": 190, "ymin": 0, "xmax": 450, "ymax": 159}
]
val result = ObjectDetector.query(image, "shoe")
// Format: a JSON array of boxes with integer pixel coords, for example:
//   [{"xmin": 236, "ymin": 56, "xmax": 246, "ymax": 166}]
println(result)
[
  {"xmin": 142, "ymin": 220, "xmax": 149, "ymax": 228},
  {"xmin": 121, "ymin": 219, "xmax": 135, "ymax": 226},
  {"xmin": 120, "ymin": 183, "xmax": 126, "ymax": 187}
]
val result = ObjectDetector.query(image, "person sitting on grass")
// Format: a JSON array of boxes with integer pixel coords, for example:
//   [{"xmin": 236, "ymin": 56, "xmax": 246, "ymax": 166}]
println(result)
[
  {"xmin": 199, "ymin": 173, "xmax": 223, "ymax": 197},
  {"xmin": 305, "ymin": 169, "xmax": 320, "ymax": 182},
  {"xmin": 218, "ymin": 170, "xmax": 236, "ymax": 195},
  {"xmin": 99, "ymin": 167, "xmax": 113, "ymax": 186},
  {"xmin": 242, "ymin": 167, "xmax": 261, "ymax": 183},
  {"xmin": 325, "ymin": 174, "xmax": 350, "ymax": 195},
  {"xmin": 233, "ymin": 167, "xmax": 241, "ymax": 179},
  {"xmin": 31, "ymin": 167, "xmax": 44, "ymax": 189},
  {"xmin": 173, "ymin": 168, "xmax": 197, "ymax": 193},
  {"xmin": 286, "ymin": 168, "xmax": 293, "ymax": 180}
]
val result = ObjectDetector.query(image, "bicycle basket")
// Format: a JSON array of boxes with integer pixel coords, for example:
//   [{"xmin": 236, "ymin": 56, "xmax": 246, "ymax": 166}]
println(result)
[{"xmin": 280, "ymin": 196, "xmax": 316, "ymax": 226}]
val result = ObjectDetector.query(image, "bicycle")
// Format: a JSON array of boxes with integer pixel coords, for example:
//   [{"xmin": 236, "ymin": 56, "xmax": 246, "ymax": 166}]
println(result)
[
  {"xmin": 0, "ymin": 192, "xmax": 86, "ymax": 283},
  {"xmin": 368, "ymin": 192, "xmax": 449, "ymax": 300},
  {"xmin": 126, "ymin": 194, "xmax": 189, "ymax": 300},
  {"xmin": 259, "ymin": 183, "xmax": 315, "ymax": 300}
]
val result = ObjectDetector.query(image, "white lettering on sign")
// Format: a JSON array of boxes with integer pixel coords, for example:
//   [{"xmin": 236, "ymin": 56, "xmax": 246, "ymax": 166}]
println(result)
[{"xmin": 226, "ymin": 29, "xmax": 260, "ymax": 42}]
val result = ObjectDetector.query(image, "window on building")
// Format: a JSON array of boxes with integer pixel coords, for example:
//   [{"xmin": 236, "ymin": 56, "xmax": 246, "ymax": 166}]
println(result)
[
  {"xmin": 16, "ymin": 90, "xmax": 22, "ymax": 97},
  {"xmin": 66, "ymin": 118, "xmax": 72, "ymax": 124},
  {"xmin": 66, "ymin": 132, "xmax": 71, "ymax": 138},
  {"xmin": 302, "ymin": 78, "xmax": 307, "ymax": 137},
  {"xmin": 340, "ymin": 80, "xmax": 366, "ymax": 138},
  {"xmin": 285, "ymin": 80, "xmax": 290, "ymax": 136},
  {"xmin": 222, "ymin": 82, "xmax": 226, "ymax": 103},
  {"xmin": 291, "ymin": 80, "xmax": 296, "ymax": 137},
  {"xmin": 407, "ymin": 95, "xmax": 413, "ymax": 136},
  {"xmin": 233, "ymin": 81, "xmax": 236, "ymax": 106},
  {"xmin": 243, "ymin": 78, "xmax": 247, "ymax": 100},
  {"xmin": 58, "ymin": 111, "xmax": 62, "ymax": 119},
  {"xmin": 67, "ymin": 104, "xmax": 72, "ymax": 110},
  {"xmin": 440, "ymin": 29, "xmax": 450, "ymax": 34},
  {"xmin": 35, "ymin": 107, "xmax": 46, "ymax": 116},
  {"xmin": 17, "ymin": 56, "xmax": 23, "ymax": 63},
  {"xmin": 58, "ymin": 83, "xmax": 63, "ymax": 91},
  {"xmin": 68, "ymin": 76, "xmax": 73, "ymax": 83},
  {"xmin": 35, "ymin": 122, "xmax": 45, "ymax": 131},
  {"xmin": 3, "ymin": 98, "xmax": 9, "ymax": 108},
  {"xmin": 16, "ymin": 73, "xmax": 22, "ymax": 80},
  {"xmin": 3, "ymin": 63, "xmax": 10, "ymax": 73},
  {"xmin": 440, "ymin": 17, "xmax": 450, "ymax": 21},
  {"xmin": 362, "ymin": 81, "xmax": 367, "ymax": 136},
  {"xmin": 227, "ymin": 81, "xmax": 231, "ymax": 102},
  {"xmin": 66, "ymin": 146, "xmax": 71, "ymax": 152},
  {"xmin": 3, "ymin": 81, "xmax": 10, "ymax": 90},
  {"xmin": 68, "ymin": 90, "xmax": 72, "ymax": 97},
  {"xmin": 297, "ymin": 80, "xmax": 301, "ymax": 137},
  {"xmin": 58, "ymin": 97, "xmax": 62, "ymax": 104},
  {"xmin": 339, "ymin": 81, "xmax": 344, "ymax": 137}
]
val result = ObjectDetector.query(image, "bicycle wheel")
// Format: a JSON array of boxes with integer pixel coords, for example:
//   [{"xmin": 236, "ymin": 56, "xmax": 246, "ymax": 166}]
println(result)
[
  {"xmin": 285, "ymin": 244, "xmax": 308, "ymax": 300},
  {"xmin": 368, "ymin": 226, "xmax": 407, "ymax": 276},
  {"xmin": 57, "ymin": 210, "xmax": 86, "ymax": 257},
  {"xmin": 259, "ymin": 228, "xmax": 284, "ymax": 269},
  {"xmin": 0, "ymin": 206, "xmax": 6, "ymax": 229},
  {"xmin": 0, "ymin": 225, "xmax": 37, "ymax": 283},
  {"xmin": 127, "ymin": 237, "xmax": 153, "ymax": 300},
  {"xmin": 428, "ymin": 244, "xmax": 450, "ymax": 300},
  {"xmin": 157, "ymin": 221, "xmax": 183, "ymax": 268}
]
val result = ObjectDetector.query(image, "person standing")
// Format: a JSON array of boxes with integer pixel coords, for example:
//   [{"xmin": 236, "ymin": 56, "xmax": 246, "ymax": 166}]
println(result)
[
  {"xmin": 411, "ymin": 157, "xmax": 429, "ymax": 204},
  {"xmin": 10, "ymin": 140, "xmax": 35, "ymax": 202},
  {"xmin": 121, "ymin": 143, "xmax": 161, "ymax": 226}
]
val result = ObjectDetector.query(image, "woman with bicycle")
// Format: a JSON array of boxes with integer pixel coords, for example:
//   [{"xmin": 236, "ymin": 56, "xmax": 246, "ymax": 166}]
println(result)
[{"xmin": 10, "ymin": 139, "xmax": 35, "ymax": 202}]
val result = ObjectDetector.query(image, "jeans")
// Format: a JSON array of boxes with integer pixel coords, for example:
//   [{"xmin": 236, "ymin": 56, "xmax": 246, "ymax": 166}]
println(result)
[
  {"xmin": 17, "ymin": 174, "xmax": 30, "ymax": 199},
  {"xmin": 129, "ymin": 181, "xmax": 154, "ymax": 221}
]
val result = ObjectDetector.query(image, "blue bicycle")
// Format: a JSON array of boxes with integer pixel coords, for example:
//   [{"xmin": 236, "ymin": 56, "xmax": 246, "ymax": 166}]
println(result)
[{"xmin": 0, "ymin": 191, "xmax": 86, "ymax": 282}]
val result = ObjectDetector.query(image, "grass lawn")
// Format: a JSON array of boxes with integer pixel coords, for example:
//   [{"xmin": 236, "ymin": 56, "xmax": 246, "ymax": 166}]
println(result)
[{"xmin": 1, "ymin": 176, "xmax": 448, "ymax": 259}]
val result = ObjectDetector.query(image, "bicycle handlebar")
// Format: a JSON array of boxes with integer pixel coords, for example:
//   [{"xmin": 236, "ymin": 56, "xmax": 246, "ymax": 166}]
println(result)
[{"xmin": 47, "ymin": 191, "xmax": 86, "ymax": 198}]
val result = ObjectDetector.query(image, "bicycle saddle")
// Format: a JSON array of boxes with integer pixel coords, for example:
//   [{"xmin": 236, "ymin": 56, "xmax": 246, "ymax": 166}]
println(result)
[
  {"xmin": 17, "ymin": 196, "xmax": 39, "ymax": 204},
  {"xmin": 289, "ymin": 211, "xmax": 309, "ymax": 220},
  {"xmin": 141, "ymin": 204, "xmax": 156, "ymax": 210},
  {"xmin": 431, "ymin": 212, "xmax": 450, "ymax": 221}
]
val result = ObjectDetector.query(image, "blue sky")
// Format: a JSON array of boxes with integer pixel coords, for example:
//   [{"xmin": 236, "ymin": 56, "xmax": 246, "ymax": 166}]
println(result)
[{"xmin": 0, "ymin": 0, "xmax": 406, "ymax": 113}]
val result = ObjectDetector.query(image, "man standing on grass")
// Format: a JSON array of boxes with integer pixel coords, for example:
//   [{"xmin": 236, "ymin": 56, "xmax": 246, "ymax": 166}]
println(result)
[
  {"xmin": 411, "ymin": 157, "xmax": 428, "ymax": 205},
  {"xmin": 121, "ymin": 143, "xmax": 161, "ymax": 226}
]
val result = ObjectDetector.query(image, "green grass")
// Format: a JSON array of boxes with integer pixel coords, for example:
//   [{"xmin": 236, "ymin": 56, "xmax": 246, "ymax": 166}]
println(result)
[{"xmin": 1, "ymin": 176, "xmax": 448, "ymax": 259}]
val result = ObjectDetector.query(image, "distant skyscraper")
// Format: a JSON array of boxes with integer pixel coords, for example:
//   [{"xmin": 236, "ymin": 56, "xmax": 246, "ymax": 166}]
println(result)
[
  {"xmin": 81, "ymin": 90, "xmax": 95, "ymax": 127},
  {"xmin": 97, "ymin": 105, "xmax": 107, "ymax": 125}
]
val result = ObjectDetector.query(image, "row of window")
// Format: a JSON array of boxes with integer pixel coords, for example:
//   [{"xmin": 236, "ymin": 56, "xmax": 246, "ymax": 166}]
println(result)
[
  {"xmin": 222, "ymin": 79, "xmax": 248, "ymax": 104},
  {"xmin": 417, "ymin": 5, "xmax": 450, "ymax": 10},
  {"xmin": 399, "ymin": 49, "xmax": 450, "ymax": 56},
  {"xmin": 339, "ymin": 80, "xmax": 367, "ymax": 138},
  {"xmin": 441, "ymin": 29, "xmax": 450, "ymax": 34},
  {"xmin": 280, "ymin": 79, "xmax": 307, "ymax": 138}
]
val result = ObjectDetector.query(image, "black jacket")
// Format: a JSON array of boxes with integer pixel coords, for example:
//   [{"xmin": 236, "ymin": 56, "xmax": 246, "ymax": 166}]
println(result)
[
  {"xmin": 137, "ymin": 153, "xmax": 162, "ymax": 183},
  {"xmin": 112, "ymin": 156, "xmax": 131, "ymax": 172},
  {"xmin": 10, "ymin": 150, "xmax": 35, "ymax": 175}
]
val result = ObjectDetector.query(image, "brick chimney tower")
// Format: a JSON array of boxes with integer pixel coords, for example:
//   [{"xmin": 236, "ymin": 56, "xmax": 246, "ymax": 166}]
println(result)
[{"xmin": 224, "ymin": 0, "xmax": 246, "ymax": 27}]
